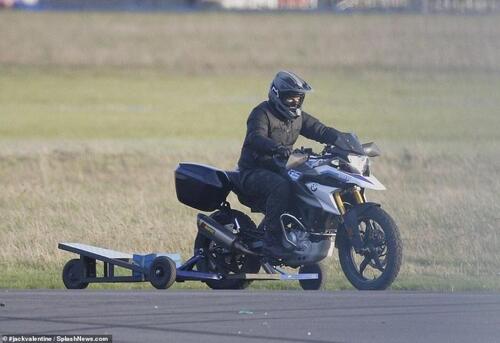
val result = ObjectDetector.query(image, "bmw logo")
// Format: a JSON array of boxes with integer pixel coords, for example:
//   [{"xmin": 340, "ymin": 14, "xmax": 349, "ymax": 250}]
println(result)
[{"xmin": 310, "ymin": 183, "xmax": 318, "ymax": 192}]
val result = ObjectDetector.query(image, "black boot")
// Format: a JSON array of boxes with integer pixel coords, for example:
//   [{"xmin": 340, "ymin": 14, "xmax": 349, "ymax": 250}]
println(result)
[{"xmin": 263, "ymin": 228, "xmax": 290, "ymax": 257}]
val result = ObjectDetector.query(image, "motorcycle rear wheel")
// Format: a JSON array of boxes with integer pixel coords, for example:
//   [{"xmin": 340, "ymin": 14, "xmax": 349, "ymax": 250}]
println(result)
[
  {"xmin": 338, "ymin": 206, "xmax": 402, "ymax": 290},
  {"xmin": 194, "ymin": 210, "xmax": 261, "ymax": 290}
]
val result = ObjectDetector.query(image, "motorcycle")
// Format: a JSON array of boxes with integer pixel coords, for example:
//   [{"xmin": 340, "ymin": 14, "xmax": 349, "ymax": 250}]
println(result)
[{"xmin": 174, "ymin": 133, "xmax": 402, "ymax": 290}]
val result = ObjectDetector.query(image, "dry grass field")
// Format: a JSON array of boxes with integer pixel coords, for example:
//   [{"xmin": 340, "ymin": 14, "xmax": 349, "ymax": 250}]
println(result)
[
  {"xmin": 0, "ymin": 12, "xmax": 499, "ymax": 289},
  {"xmin": 2, "ymin": 12, "xmax": 500, "ymax": 73}
]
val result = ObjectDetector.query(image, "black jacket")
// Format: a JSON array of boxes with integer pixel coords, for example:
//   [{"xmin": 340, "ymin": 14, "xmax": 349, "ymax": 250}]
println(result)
[{"xmin": 238, "ymin": 101, "xmax": 341, "ymax": 171}]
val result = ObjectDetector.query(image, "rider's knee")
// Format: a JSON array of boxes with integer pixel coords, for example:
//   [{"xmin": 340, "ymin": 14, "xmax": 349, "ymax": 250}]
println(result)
[{"xmin": 270, "ymin": 178, "xmax": 291, "ymax": 198}]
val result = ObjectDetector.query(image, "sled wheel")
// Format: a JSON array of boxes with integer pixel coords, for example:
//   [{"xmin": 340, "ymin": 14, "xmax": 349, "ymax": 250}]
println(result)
[
  {"xmin": 299, "ymin": 262, "xmax": 327, "ymax": 290},
  {"xmin": 338, "ymin": 206, "xmax": 402, "ymax": 290},
  {"xmin": 149, "ymin": 256, "xmax": 177, "ymax": 290},
  {"xmin": 62, "ymin": 259, "xmax": 89, "ymax": 290},
  {"xmin": 195, "ymin": 210, "xmax": 261, "ymax": 290}
]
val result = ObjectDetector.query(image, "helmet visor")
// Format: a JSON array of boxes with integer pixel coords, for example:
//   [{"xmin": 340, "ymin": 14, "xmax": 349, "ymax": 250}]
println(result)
[{"xmin": 280, "ymin": 92, "xmax": 305, "ymax": 109}]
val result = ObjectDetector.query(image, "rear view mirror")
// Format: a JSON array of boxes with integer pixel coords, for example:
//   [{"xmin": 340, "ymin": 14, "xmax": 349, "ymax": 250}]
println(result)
[{"xmin": 362, "ymin": 142, "xmax": 381, "ymax": 157}]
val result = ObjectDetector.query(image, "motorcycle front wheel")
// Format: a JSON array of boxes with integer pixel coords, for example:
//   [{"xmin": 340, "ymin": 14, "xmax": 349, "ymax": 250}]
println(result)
[{"xmin": 337, "ymin": 206, "xmax": 402, "ymax": 290}]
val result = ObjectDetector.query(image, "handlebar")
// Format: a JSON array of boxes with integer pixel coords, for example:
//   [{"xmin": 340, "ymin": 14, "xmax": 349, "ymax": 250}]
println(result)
[
  {"xmin": 295, "ymin": 142, "xmax": 379, "ymax": 159},
  {"xmin": 272, "ymin": 141, "xmax": 378, "ymax": 171},
  {"xmin": 293, "ymin": 145, "xmax": 341, "ymax": 159}
]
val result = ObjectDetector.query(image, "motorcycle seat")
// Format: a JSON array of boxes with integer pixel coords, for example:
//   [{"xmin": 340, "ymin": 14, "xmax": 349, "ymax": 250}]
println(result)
[
  {"xmin": 226, "ymin": 170, "xmax": 244, "ymax": 194},
  {"xmin": 225, "ymin": 170, "xmax": 265, "ymax": 213}
]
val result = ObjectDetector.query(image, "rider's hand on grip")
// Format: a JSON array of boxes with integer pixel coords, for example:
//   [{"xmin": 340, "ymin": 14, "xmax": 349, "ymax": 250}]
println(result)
[
  {"xmin": 273, "ymin": 145, "xmax": 292, "ymax": 159},
  {"xmin": 334, "ymin": 136, "xmax": 352, "ymax": 151}
]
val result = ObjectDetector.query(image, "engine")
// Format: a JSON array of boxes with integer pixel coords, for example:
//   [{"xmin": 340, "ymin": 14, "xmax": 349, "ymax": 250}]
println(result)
[{"xmin": 280, "ymin": 214, "xmax": 332, "ymax": 267}]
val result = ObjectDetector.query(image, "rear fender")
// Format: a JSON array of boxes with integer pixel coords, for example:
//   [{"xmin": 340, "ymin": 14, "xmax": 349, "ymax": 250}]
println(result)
[{"xmin": 335, "ymin": 202, "xmax": 381, "ymax": 252}]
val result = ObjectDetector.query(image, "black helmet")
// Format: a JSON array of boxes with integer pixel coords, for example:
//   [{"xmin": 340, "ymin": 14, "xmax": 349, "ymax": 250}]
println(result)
[{"xmin": 268, "ymin": 71, "xmax": 312, "ymax": 120}]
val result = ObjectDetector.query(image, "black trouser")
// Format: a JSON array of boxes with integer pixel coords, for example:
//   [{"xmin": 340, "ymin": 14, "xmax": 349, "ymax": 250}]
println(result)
[{"xmin": 241, "ymin": 168, "xmax": 291, "ymax": 233}]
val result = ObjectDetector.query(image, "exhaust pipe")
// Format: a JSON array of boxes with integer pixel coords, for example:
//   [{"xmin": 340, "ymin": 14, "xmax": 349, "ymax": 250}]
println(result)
[{"xmin": 197, "ymin": 213, "xmax": 260, "ymax": 256}]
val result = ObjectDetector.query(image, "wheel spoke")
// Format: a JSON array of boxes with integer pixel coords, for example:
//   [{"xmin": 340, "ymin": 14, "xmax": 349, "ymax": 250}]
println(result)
[
  {"xmin": 359, "ymin": 256, "xmax": 370, "ymax": 276},
  {"xmin": 372, "ymin": 254, "xmax": 385, "ymax": 272}
]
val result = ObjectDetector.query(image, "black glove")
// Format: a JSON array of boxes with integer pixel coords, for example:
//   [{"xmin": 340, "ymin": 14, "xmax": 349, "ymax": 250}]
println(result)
[
  {"xmin": 334, "ymin": 137, "xmax": 351, "ymax": 151},
  {"xmin": 272, "ymin": 145, "xmax": 292, "ymax": 159},
  {"xmin": 334, "ymin": 134, "xmax": 352, "ymax": 151},
  {"xmin": 334, "ymin": 132, "xmax": 365, "ymax": 155}
]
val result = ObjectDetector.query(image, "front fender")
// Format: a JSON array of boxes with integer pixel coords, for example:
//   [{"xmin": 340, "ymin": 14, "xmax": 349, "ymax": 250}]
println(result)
[{"xmin": 335, "ymin": 202, "xmax": 381, "ymax": 251}]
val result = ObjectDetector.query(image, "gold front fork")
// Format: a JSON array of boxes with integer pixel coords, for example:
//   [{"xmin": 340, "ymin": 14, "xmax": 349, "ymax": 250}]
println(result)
[
  {"xmin": 352, "ymin": 186, "xmax": 366, "ymax": 204},
  {"xmin": 333, "ymin": 187, "xmax": 365, "ymax": 215},
  {"xmin": 333, "ymin": 192, "xmax": 346, "ymax": 215}
]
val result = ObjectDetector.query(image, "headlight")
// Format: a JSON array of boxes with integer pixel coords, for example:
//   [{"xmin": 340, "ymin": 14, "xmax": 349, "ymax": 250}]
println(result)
[{"xmin": 347, "ymin": 154, "xmax": 368, "ymax": 174}]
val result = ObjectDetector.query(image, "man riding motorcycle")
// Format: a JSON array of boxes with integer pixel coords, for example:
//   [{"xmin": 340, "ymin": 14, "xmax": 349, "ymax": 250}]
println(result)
[{"xmin": 237, "ymin": 70, "xmax": 349, "ymax": 253}]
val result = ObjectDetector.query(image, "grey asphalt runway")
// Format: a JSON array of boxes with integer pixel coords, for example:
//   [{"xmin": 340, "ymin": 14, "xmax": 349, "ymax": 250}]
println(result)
[{"xmin": 0, "ymin": 290, "xmax": 499, "ymax": 343}]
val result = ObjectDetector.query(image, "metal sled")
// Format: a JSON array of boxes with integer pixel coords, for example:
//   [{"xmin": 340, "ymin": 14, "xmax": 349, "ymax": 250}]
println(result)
[{"xmin": 58, "ymin": 242, "xmax": 318, "ymax": 290}]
